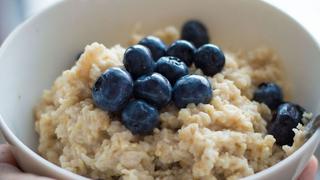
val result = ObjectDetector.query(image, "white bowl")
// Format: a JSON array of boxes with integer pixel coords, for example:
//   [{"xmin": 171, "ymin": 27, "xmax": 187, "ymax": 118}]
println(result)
[{"xmin": 0, "ymin": 0, "xmax": 320, "ymax": 179}]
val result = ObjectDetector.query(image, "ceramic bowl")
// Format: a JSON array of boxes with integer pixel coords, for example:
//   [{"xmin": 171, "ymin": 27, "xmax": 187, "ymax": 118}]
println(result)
[{"xmin": 0, "ymin": 0, "xmax": 320, "ymax": 179}]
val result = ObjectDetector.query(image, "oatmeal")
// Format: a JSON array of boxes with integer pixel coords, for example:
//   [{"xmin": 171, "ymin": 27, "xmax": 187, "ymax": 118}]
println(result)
[{"xmin": 35, "ymin": 24, "xmax": 307, "ymax": 180}]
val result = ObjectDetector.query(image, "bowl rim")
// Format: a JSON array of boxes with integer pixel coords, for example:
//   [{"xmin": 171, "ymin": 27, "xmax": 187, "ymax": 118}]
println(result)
[
  {"xmin": 0, "ymin": 1, "xmax": 88, "ymax": 179},
  {"xmin": 0, "ymin": 114, "xmax": 89, "ymax": 179},
  {"xmin": 0, "ymin": 0, "xmax": 320, "ymax": 179}
]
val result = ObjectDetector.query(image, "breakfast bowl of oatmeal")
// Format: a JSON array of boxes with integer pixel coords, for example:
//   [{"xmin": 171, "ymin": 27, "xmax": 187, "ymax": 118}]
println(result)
[{"xmin": 0, "ymin": 0, "xmax": 320, "ymax": 180}]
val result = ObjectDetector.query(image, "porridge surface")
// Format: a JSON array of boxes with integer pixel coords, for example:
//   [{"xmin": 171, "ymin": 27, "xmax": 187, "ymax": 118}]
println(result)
[{"xmin": 35, "ymin": 27, "xmax": 305, "ymax": 180}]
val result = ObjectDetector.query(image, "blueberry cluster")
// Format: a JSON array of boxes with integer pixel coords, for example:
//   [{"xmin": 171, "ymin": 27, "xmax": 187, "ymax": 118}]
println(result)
[
  {"xmin": 253, "ymin": 83, "xmax": 308, "ymax": 146},
  {"xmin": 92, "ymin": 20, "xmax": 225, "ymax": 135}
]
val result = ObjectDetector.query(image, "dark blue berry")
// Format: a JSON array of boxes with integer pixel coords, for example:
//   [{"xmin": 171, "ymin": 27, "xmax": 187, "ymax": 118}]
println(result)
[
  {"xmin": 253, "ymin": 83, "xmax": 283, "ymax": 110},
  {"xmin": 123, "ymin": 45, "xmax": 155, "ymax": 79},
  {"xmin": 173, "ymin": 75, "xmax": 212, "ymax": 108},
  {"xmin": 155, "ymin": 56, "xmax": 189, "ymax": 85},
  {"xmin": 138, "ymin": 36, "xmax": 167, "ymax": 61},
  {"xmin": 121, "ymin": 100, "xmax": 159, "ymax": 135},
  {"xmin": 134, "ymin": 73, "xmax": 172, "ymax": 107},
  {"xmin": 194, "ymin": 44, "xmax": 225, "ymax": 76},
  {"xmin": 92, "ymin": 67, "xmax": 133, "ymax": 112},
  {"xmin": 268, "ymin": 102, "xmax": 304, "ymax": 146},
  {"xmin": 75, "ymin": 51, "xmax": 83, "ymax": 61},
  {"xmin": 181, "ymin": 20, "xmax": 209, "ymax": 48},
  {"xmin": 166, "ymin": 40, "xmax": 195, "ymax": 66},
  {"xmin": 295, "ymin": 104, "xmax": 306, "ymax": 121}
]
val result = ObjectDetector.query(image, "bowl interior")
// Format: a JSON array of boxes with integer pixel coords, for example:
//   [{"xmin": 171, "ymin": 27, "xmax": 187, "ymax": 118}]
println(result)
[{"xmin": 0, "ymin": 0, "xmax": 319, "ymax": 163}]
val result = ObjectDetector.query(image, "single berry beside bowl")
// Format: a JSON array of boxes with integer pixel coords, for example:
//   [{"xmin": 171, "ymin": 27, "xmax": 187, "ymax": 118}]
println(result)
[
  {"xmin": 253, "ymin": 83, "xmax": 283, "ymax": 110},
  {"xmin": 173, "ymin": 75, "xmax": 212, "ymax": 108},
  {"xmin": 121, "ymin": 100, "xmax": 159, "ymax": 135},
  {"xmin": 181, "ymin": 20, "xmax": 209, "ymax": 48},
  {"xmin": 138, "ymin": 36, "xmax": 167, "ymax": 61},
  {"xmin": 134, "ymin": 73, "xmax": 172, "ymax": 108},
  {"xmin": 123, "ymin": 44, "xmax": 155, "ymax": 79},
  {"xmin": 155, "ymin": 56, "xmax": 189, "ymax": 85},
  {"xmin": 268, "ymin": 102, "xmax": 304, "ymax": 146},
  {"xmin": 92, "ymin": 67, "xmax": 133, "ymax": 112},
  {"xmin": 194, "ymin": 44, "xmax": 225, "ymax": 76},
  {"xmin": 166, "ymin": 40, "xmax": 196, "ymax": 66}
]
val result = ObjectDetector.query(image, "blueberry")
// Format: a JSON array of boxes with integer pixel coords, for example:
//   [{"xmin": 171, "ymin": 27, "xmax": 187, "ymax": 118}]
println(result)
[
  {"xmin": 268, "ymin": 102, "xmax": 304, "ymax": 146},
  {"xmin": 253, "ymin": 83, "xmax": 283, "ymax": 110},
  {"xmin": 194, "ymin": 44, "xmax": 225, "ymax": 76},
  {"xmin": 121, "ymin": 100, "xmax": 159, "ymax": 135},
  {"xmin": 155, "ymin": 56, "xmax": 189, "ymax": 85},
  {"xmin": 173, "ymin": 75, "xmax": 212, "ymax": 108},
  {"xmin": 92, "ymin": 67, "xmax": 133, "ymax": 112},
  {"xmin": 75, "ymin": 51, "xmax": 83, "ymax": 61},
  {"xmin": 295, "ymin": 104, "xmax": 306, "ymax": 121},
  {"xmin": 138, "ymin": 36, "xmax": 167, "ymax": 61},
  {"xmin": 134, "ymin": 73, "xmax": 172, "ymax": 107},
  {"xmin": 181, "ymin": 20, "xmax": 209, "ymax": 48},
  {"xmin": 123, "ymin": 44, "xmax": 155, "ymax": 79},
  {"xmin": 166, "ymin": 40, "xmax": 195, "ymax": 66}
]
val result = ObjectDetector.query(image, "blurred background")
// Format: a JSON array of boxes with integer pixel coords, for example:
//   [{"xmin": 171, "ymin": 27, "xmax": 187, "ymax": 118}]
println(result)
[
  {"xmin": 0, "ymin": 0, "xmax": 320, "ymax": 178},
  {"xmin": 0, "ymin": 0, "xmax": 57, "ymax": 43}
]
